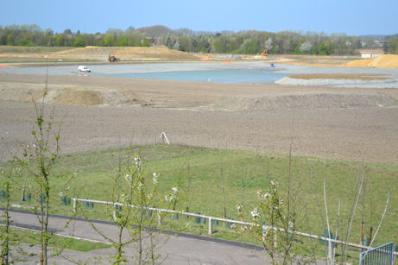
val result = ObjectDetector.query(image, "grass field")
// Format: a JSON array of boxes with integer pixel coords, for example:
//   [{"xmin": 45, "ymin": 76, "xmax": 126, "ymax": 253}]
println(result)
[{"xmin": 2, "ymin": 144, "xmax": 397, "ymax": 249}]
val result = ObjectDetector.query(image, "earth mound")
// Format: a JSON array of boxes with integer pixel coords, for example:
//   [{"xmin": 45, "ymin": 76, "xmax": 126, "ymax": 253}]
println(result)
[
  {"xmin": 345, "ymin": 55, "xmax": 398, "ymax": 68},
  {"xmin": 48, "ymin": 46, "xmax": 199, "ymax": 61}
]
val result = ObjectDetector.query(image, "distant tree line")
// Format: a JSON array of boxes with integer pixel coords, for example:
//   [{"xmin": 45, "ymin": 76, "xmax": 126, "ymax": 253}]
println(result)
[
  {"xmin": 1, "ymin": 24, "xmax": 397, "ymax": 55},
  {"xmin": 384, "ymin": 35, "xmax": 398, "ymax": 54}
]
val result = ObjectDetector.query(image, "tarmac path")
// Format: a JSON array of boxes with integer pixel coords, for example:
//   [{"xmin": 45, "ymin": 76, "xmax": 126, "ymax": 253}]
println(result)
[{"xmin": 2, "ymin": 209, "xmax": 268, "ymax": 265}]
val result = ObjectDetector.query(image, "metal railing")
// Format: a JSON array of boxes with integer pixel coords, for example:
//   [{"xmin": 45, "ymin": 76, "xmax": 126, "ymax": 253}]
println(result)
[
  {"xmin": 72, "ymin": 197, "xmax": 398, "ymax": 257},
  {"xmin": 359, "ymin": 242, "xmax": 395, "ymax": 265}
]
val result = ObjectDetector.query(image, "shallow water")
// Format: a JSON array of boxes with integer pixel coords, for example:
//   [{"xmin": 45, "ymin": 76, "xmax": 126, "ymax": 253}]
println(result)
[
  {"xmin": 106, "ymin": 68, "xmax": 286, "ymax": 84},
  {"xmin": 1, "ymin": 61, "xmax": 398, "ymax": 88}
]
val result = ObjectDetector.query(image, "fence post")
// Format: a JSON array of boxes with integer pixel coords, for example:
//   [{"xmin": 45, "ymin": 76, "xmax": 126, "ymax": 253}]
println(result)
[
  {"xmin": 112, "ymin": 207, "xmax": 117, "ymax": 221},
  {"xmin": 72, "ymin": 198, "xmax": 77, "ymax": 213},
  {"xmin": 208, "ymin": 217, "xmax": 212, "ymax": 235},
  {"xmin": 157, "ymin": 210, "xmax": 162, "ymax": 226}
]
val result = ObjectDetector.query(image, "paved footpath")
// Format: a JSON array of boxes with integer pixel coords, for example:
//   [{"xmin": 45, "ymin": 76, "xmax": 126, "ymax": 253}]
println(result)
[{"xmin": 2, "ymin": 209, "xmax": 268, "ymax": 265}]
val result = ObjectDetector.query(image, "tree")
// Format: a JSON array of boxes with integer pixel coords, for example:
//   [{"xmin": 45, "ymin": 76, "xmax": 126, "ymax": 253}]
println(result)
[
  {"xmin": 72, "ymin": 35, "xmax": 86, "ymax": 47},
  {"xmin": 0, "ymin": 166, "xmax": 16, "ymax": 265},
  {"xmin": 85, "ymin": 152, "xmax": 178, "ymax": 264},
  {"xmin": 20, "ymin": 86, "xmax": 60, "ymax": 265},
  {"xmin": 0, "ymin": 24, "xmax": 395, "ymax": 55},
  {"xmin": 299, "ymin": 41, "xmax": 312, "ymax": 53},
  {"xmin": 265, "ymin": 37, "xmax": 273, "ymax": 52},
  {"xmin": 249, "ymin": 180, "xmax": 299, "ymax": 265}
]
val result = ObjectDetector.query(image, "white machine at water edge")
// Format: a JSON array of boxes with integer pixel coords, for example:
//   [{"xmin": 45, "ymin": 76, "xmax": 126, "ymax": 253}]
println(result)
[{"xmin": 77, "ymin": 65, "xmax": 91, "ymax": 73}]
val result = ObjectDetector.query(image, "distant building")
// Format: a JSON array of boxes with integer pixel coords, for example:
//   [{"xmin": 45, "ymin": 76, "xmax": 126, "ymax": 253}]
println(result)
[{"xmin": 358, "ymin": 49, "xmax": 384, "ymax": 59}]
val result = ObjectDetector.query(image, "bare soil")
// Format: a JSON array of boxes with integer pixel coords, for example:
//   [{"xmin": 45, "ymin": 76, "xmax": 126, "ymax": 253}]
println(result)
[
  {"xmin": 0, "ymin": 46, "xmax": 199, "ymax": 63},
  {"xmin": 1, "ymin": 73, "xmax": 397, "ymax": 164}
]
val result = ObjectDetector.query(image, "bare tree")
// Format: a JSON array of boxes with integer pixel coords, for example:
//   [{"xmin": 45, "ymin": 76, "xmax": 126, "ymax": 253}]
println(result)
[
  {"xmin": 84, "ymin": 152, "xmax": 177, "ymax": 265},
  {"xmin": 0, "ymin": 165, "xmax": 18, "ymax": 265},
  {"xmin": 19, "ymin": 88, "xmax": 60, "ymax": 265}
]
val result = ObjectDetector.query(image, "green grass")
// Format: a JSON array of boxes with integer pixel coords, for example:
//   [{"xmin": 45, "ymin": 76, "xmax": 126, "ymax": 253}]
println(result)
[
  {"xmin": 2, "ymin": 144, "xmax": 397, "ymax": 250},
  {"xmin": 8, "ymin": 227, "xmax": 111, "ymax": 252}
]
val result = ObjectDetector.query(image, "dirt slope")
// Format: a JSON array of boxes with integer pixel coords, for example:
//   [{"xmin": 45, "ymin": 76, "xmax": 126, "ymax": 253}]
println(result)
[
  {"xmin": 345, "ymin": 54, "xmax": 398, "ymax": 68},
  {"xmin": 49, "ymin": 46, "xmax": 199, "ymax": 61},
  {"xmin": 0, "ymin": 46, "xmax": 199, "ymax": 62}
]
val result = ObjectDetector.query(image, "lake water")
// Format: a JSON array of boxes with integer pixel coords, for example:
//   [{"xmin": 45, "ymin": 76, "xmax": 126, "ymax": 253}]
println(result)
[
  {"xmin": 2, "ymin": 61, "xmax": 398, "ymax": 88},
  {"xmin": 106, "ymin": 68, "xmax": 286, "ymax": 84}
]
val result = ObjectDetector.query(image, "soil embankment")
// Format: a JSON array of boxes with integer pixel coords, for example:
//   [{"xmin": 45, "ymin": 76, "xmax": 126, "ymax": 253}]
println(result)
[
  {"xmin": 1, "ymin": 73, "xmax": 397, "ymax": 109},
  {"xmin": 345, "ymin": 54, "xmax": 398, "ymax": 68},
  {"xmin": 0, "ymin": 46, "xmax": 199, "ymax": 63}
]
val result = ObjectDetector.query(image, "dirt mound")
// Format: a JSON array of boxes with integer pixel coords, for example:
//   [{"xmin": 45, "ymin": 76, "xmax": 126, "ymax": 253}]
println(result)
[
  {"xmin": 54, "ymin": 89, "xmax": 103, "ymax": 105},
  {"xmin": 215, "ymin": 94, "xmax": 398, "ymax": 111},
  {"xmin": 345, "ymin": 55, "xmax": 398, "ymax": 68},
  {"xmin": 48, "ymin": 46, "xmax": 198, "ymax": 61}
]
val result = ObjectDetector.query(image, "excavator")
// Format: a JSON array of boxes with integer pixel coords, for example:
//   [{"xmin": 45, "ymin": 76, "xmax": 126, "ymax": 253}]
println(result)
[
  {"xmin": 260, "ymin": 49, "xmax": 268, "ymax": 57},
  {"xmin": 108, "ymin": 54, "xmax": 119, "ymax": 63}
]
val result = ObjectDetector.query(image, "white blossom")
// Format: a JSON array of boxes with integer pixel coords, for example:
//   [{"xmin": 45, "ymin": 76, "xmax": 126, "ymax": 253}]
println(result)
[
  {"xmin": 134, "ymin": 157, "xmax": 141, "ymax": 168},
  {"xmin": 251, "ymin": 208, "xmax": 260, "ymax": 219},
  {"xmin": 257, "ymin": 190, "xmax": 271, "ymax": 200},
  {"xmin": 236, "ymin": 204, "xmax": 243, "ymax": 213},
  {"xmin": 124, "ymin": 174, "xmax": 132, "ymax": 183},
  {"xmin": 152, "ymin": 172, "xmax": 159, "ymax": 184}
]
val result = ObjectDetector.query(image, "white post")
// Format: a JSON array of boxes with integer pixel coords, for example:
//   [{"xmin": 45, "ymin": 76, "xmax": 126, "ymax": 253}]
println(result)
[
  {"xmin": 160, "ymin": 132, "xmax": 170, "ymax": 145},
  {"xmin": 208, "ymin": 217, "xmax": 212, "ymax": 235},
  {"xmin": 72, "ymin": 198, "xmax": 77, "ymax": 213},
  {"xmin": 157, "ymin": 210, "xmax": 162, "ymax": 226},
  {"xmin": 112, "ymin": 208, "xmax": 117, "ymax": 221}
]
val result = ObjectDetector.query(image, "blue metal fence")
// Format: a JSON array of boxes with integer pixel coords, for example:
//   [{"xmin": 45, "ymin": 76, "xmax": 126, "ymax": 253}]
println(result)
[{"xmin": 360, "ymin": 242, "xmax": 395, "ymax": 265}]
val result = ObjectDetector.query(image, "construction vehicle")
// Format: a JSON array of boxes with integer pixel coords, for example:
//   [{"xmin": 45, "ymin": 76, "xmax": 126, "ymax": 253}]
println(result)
[
  {"xmin": 260, "ymin": 49, "xmax": 268, "ymax": 57},
  {"xmin": 108, "ymin": 55, "xmax": 119, "ymax": 63}
]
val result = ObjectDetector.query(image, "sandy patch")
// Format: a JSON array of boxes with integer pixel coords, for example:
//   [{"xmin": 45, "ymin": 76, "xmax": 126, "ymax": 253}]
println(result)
[{"xmin": 345, "ymin": 55, "xmax": 398, "ymax": 68}]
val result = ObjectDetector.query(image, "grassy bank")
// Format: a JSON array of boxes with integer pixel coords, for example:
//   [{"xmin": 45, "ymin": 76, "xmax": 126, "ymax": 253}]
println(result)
[{"xmin": 2, "ymin": 144, "xmax": 397, "ymax": 248}]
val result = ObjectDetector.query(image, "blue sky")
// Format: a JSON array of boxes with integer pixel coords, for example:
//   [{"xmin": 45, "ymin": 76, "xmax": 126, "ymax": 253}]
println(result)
[{"xmin": 1, "ymin": 0, "xmax": 397, "ymax": 35}]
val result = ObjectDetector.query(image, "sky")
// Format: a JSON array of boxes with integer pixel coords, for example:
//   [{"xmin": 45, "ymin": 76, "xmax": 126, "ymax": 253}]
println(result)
[{"xmin": 0, "ymin": 0, "xmax": 397, "ymax": 35}]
